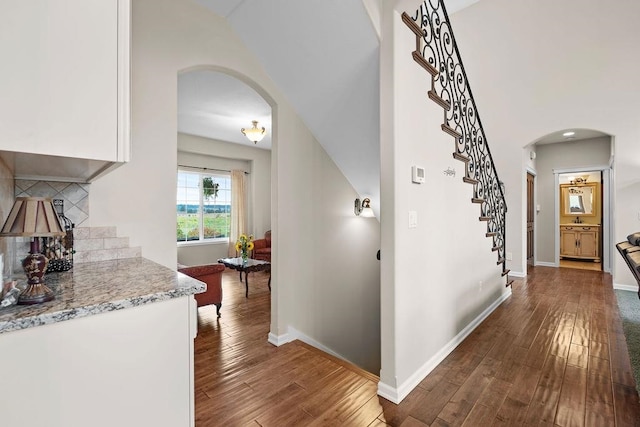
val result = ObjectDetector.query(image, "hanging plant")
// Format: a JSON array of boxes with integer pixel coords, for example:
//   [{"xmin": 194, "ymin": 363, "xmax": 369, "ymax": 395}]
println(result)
[{"xmin": 202, "ymin": 177, "xmax": 219, "ymax": 201}]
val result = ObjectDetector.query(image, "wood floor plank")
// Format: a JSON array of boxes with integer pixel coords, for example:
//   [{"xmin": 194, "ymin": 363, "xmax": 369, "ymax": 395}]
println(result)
[
  {"xmin": 308, "ymin": 381, "xmax": 380, "ymax": 426},
  {"xmin": 299, "ymin": 368, "xmax": 371, "ymax": 418},
  {"xmin": 437, "ymin": 358, "xmax": 499, "ymax": 424},
  {"xmin": 567, "ymin": 343, "xmax": 589, "ymax": 369},
  {"xmin": 193, "ymin": 265, "xmax": 640, "ymax": 427},
  {"xmin": 612, "ymin": 382, "xmax": 640, "ymax": 426},
  {"xmin": 524, "ymin": 354, "xmax": 566, "ymax": 424},
  {"xmin": 507, "ymin": 363, "xmax": 542, "ymax": 405},
  {"xmin": 398, "ymin": 416, "xmax": 429, "ymax": 427},
  {"xmin": 555, "ymin": 365, "xmax": 587, "ymax": 427},
  {"xmin": 492, "ymin": 396, "xmax": 529, "ymax": 426}
]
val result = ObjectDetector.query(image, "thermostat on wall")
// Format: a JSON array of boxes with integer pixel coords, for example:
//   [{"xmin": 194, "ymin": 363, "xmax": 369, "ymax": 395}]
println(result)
[{"xmin": 412, "ymin": 166, "xmax": 425, "ymax": 184}]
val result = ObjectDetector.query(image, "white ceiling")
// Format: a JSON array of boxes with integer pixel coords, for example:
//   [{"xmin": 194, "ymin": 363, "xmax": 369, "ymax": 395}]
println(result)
[
  {"xmin": 178, "ymin": 70, "xmax": 272, "ymax": 149},
  {"xmin": 180, "ymin": 0, "xmax": 480, "ymax": 202}
]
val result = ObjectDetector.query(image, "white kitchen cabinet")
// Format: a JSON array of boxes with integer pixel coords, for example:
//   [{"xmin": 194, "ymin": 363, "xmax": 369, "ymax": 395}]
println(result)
[
  {"xmin": 0, "ymin": 296, "xmax": 197, "ymax": 427},
  {"xmin": 0, "ymin": 0, "xmax": 130, "ymax": 166}
]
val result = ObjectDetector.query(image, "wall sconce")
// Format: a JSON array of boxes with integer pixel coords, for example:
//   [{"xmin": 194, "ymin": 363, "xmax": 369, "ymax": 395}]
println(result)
[
  {"xmin": 241, "ymin": 120, "xmax": 266, "ymax": 144},
  {"xmin": 354, "ymin": 198, "xmax": 374, "ymax": 217}
]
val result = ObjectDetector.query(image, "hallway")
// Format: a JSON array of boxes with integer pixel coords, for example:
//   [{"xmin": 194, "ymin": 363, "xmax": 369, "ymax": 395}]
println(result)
[{"xmin": 194, "ymin": 267, "xmax": 640, "ymax": 426}]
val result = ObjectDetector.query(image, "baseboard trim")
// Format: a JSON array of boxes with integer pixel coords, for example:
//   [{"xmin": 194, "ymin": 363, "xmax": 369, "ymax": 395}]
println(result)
[
  {"xmin": 508, "ymin": 270, "xmax": 526, "ymax": 278},
  {"xmin": 286, "ymin": 327, "xmax": 350, "ymax": 362},
  {"xmin": 613, "ymin": 283, "xmax": 638, "ymax": 293},
  {"xmin": 377, "ymin": 288, "xmax": 512, "ymax": 404},
  {"xmin": 268, "ymin": 331, "xmax": 293, "ymax": 346},
  {"xmin": 535, "ymin": 261, "xmax": 557, "ymax": 268},
  {"xmin": 269, "ymin": 327, "xmax": 350, "ymax": 364}
]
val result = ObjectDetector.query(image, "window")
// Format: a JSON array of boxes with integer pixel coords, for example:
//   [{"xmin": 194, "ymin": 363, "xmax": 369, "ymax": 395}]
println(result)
[{"xmin": 177, "ymin": 170, "xmax": 231, "ymax": 243}]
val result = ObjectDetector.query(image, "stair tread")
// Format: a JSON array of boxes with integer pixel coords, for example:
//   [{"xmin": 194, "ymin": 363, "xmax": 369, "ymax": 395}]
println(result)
[
  {"xmin": 497, "ymin": 258, "xmax": 505, "ymax": 265},
  {"xmin": 401, "ymin": 12, "xmax": 423, "ymax": 37},
  {"xmin": 463, "ymin": 176, "xmax": 478, "ymax": 184},
  {"xmin": 502, "ymin": 269, "xmax": 511, "ymax": 277},
  {"xmin": 442, "ymin": 123, "xmax": 462, "ymax": 139},
  {"xmin": 486, "ymin": 232, "xmax": 497, "ymax": 237},
  {"xmin": 471, "ymin": 198, "xmax": 485, "ymax": 204},
  {"xmin": 412, "ymin": 51, "xmax": 438, "ymax": 77},
  {"xmin": 453, "ymin": 152, "xmax": 470, "ymax": 163},
  {"xmin": 479, "ymin": 216, "xmax": 493, "ymax": 221},
  {"xmin": 492, "ymin": 245, "xmax": 502, "ymax": 252},
  {"xmin": 428, "ymin": 90, "xmax": 451, "ymax": 111}
]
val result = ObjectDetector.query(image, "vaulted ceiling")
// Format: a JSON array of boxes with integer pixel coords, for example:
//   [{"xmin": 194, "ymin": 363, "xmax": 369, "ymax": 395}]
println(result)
[{"xmin": 180, "ymin": 0, "xmax": 480, "ymax": 208}]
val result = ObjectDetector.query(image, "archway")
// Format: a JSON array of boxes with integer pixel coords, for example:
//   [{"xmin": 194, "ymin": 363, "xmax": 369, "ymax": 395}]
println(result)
[{"xmin": 524, "ymin": 128, "xmax": 614, "ymax": 274}]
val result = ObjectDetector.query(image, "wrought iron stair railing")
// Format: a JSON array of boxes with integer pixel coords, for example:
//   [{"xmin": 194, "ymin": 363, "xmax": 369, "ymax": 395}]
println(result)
[{"xmin": 402, "ymin": 1, "xmax": 511, "ymax": 285}]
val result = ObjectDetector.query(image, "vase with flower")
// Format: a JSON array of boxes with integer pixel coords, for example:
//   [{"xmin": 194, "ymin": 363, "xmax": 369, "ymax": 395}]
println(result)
[{"xmin": 235, "ymin": 234, "xmax": 254, "ymax": 264}]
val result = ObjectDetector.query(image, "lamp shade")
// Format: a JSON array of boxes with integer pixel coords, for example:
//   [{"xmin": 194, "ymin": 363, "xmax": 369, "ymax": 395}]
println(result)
[{"xmin": 1, "ymin": 197, "xmax": 65, "ymax": 237}]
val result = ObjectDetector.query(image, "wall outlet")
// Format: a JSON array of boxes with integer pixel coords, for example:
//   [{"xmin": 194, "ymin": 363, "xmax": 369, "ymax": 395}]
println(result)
[{"xmin": 506, "ymin": 252, "xmax": 513, "ymax": 261}]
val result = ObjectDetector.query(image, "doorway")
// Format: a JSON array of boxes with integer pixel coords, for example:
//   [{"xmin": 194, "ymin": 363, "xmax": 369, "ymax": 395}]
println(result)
[{"xmin": 556, "ymin": 170, "xmax": 606, "ymax": 272}]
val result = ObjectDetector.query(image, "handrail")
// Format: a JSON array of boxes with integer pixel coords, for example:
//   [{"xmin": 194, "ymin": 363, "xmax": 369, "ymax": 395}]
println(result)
[{"xmin": 404, "ymin": 1, "xmax": 509, "ymax": 274}]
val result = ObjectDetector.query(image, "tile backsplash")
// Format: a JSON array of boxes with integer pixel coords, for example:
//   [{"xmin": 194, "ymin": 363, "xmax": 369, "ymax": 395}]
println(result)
[
  {"xmin": 10, "ymin": 180, "xmax": 91, "ymax": 274},
  {"xmin": 0, "ymin": 176, "xmax": 140, "ymax": 278},
  {"xmin": 0, "ymin": 158, "xmax": 14, "ymax": 280},
  {"xmin": 15, "ymin": 180, "xmax": 90, "ymax": 227}
]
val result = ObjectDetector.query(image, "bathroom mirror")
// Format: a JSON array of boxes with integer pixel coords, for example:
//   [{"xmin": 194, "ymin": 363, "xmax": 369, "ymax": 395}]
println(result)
[{"xmin": 561, "ymin": 183, "xmax": 597, "ymax": 216}]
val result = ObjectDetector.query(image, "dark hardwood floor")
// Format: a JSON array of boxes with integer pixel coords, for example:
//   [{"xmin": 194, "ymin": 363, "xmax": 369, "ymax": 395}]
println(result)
[{"xmin": 194, "ymin": 266, "xmax": 640, "ymax": 426}]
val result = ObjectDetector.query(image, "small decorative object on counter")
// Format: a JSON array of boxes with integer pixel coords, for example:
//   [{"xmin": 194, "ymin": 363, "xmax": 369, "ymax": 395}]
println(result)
[
  {"xmin": 0, "ymin": 197, "xmax": 66, "ymax": 304},
  {"xmin": 43, "ymin": 199, "xmax": 75, "ymax": 273},
  {"xmin": 0, "ymin": 281, "xmax": 20, "ymax": 308},
  {"xmin": 235, "ymin": 234, "xmax": 254, "ymax": 263}
]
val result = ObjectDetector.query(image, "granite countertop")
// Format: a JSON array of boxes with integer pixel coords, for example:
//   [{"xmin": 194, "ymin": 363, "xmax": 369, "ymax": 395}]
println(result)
[{"xmin": 0, "ymin": 257, "xmax": 205, "ymax": 335}]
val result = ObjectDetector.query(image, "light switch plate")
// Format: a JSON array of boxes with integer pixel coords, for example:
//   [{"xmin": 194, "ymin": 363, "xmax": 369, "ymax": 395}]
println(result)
[
  {"xmin": 409, "ymin": 210, "xmax": 418, "ymax": 228},
  {"xmin": 411, "ymin": 166, "xmax": 425, "ymax": 184}
]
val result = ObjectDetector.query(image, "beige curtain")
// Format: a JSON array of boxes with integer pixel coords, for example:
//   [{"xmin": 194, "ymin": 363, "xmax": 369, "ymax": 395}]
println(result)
[{"xmin": 228, "ymin": 170, "xmax": 247, "ymax": 257}]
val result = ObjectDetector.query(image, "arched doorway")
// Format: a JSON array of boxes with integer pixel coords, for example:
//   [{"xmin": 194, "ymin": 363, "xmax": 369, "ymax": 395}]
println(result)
[{"xmin": 525, "ymin": 128, "xmax": 613, "ymax": 273}]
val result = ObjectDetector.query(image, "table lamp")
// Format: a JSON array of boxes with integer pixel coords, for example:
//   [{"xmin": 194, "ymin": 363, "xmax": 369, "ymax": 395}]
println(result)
[{"xmin": 0, "ymin": 197, "xmax": 66, "ymax": 304}]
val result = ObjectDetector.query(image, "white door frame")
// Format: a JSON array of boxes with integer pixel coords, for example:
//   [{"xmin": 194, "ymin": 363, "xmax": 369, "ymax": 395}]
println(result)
[
  {"xmin": 553, "ymin": 165, "xmax": 612, "ymax": 272},
  {"xmin": 525, "ymin": 167, "xmax": 537, "ymax": 276}
]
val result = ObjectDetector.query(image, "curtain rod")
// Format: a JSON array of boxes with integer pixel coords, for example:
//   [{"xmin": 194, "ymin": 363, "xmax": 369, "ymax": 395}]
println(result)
[{"xmin": 178, "ymin": 164, "xmax": 250, "ymax": 175}]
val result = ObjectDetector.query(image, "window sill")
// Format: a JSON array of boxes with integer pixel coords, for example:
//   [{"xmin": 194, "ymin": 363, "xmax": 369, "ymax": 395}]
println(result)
[{"xmin": 177, "ymin": 239, "xmax": 229, "ymax": 248}]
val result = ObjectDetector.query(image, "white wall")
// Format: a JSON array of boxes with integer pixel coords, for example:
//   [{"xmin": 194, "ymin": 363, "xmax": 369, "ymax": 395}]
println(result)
[
  {"xmin": 177, "ymin": 132, "xmax": 271, "ymax": 266},
  {"xmin": 379, "ymin": 4, "xmax": 510, "ymax": 402},
  {"xmin": 88, "ymin": 0, "xmax": 381, "ymax": 374},
  {"xmin": 535, "ymin": 137, "xmax": 611, "ymax": 265},
  {"xmin": 450, "ymin": 0, "xmax": 640, "ymax": 282}
]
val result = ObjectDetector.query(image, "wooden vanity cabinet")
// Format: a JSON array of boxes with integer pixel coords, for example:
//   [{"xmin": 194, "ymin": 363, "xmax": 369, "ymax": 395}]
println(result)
[{"xmin": 560, "ymin": 225, "xmax": 600, "ymax": 262}]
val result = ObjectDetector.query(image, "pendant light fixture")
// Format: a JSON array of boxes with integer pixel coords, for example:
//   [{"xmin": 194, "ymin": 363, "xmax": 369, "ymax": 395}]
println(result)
[{"xmin": 241, "ymin": 120, "xmax": 266, "ymax": 144}]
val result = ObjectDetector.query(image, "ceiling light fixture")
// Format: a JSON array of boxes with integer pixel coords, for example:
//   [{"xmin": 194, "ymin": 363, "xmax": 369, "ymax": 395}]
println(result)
[
  {"xmin": 241, "ymin": 120, "xmax": 266, "ymax": 144},
  {"xmin": 563, "ymin": 131, "xmax": 576, "ymax": 137}
]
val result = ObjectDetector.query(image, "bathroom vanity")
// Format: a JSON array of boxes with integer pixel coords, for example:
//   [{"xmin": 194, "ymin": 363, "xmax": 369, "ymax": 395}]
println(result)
[{"xmin": 560, "ymin": 224, "xmax": 600, "ymax": 262}]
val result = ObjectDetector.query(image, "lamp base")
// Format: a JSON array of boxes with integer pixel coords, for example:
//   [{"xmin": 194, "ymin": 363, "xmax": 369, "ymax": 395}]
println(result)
[
  {"xmin": 19, "ymin": 251, "xmax": 54, "ymax": 305},
  {"xmin": 18, "ymin": 283, "xmax": 55, "ymax": 305}
]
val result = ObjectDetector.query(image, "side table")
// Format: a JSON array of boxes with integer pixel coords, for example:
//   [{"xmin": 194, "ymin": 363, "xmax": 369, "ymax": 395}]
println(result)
[{"xmin": 217, "ymin": 257, "xmax": 271, "ymax": 298}]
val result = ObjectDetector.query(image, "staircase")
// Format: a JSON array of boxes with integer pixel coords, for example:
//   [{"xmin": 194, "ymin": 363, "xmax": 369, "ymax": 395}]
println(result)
[{"xmin": 402, "ymin": 1, "xmax": 512, "ymax": 287}]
